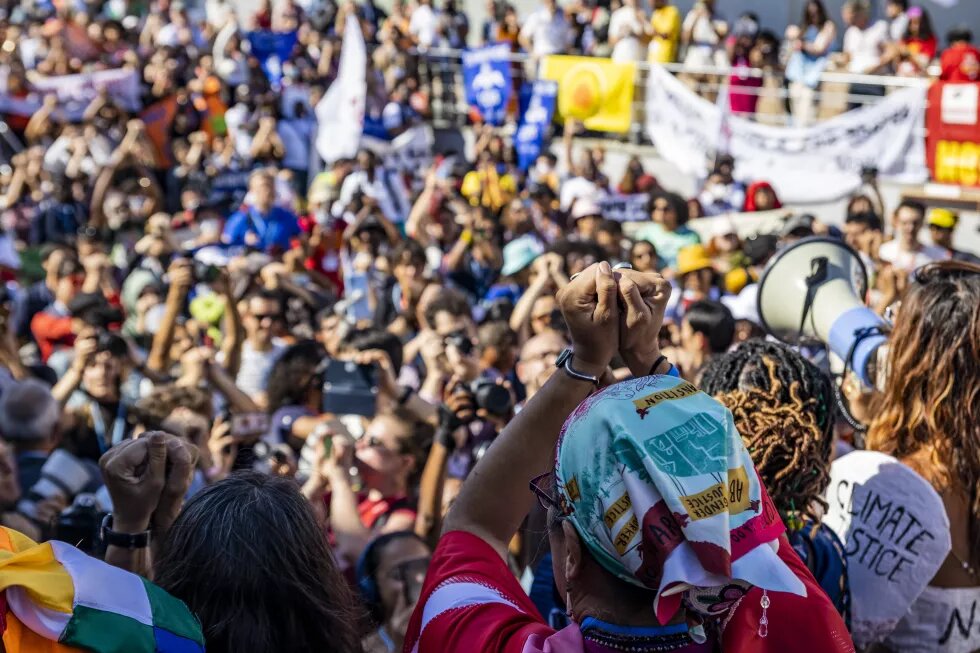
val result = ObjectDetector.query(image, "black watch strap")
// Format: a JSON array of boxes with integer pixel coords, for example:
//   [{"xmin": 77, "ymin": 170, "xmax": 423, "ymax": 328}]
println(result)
[{"xmin": 101, "ymin": 514, "xmax": 151, "ymax": 550}]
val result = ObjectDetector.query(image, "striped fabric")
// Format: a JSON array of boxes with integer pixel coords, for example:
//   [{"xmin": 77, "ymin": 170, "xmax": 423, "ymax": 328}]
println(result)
[{"xmin": 0, "ymin": 527, "xmax": 204, "ymax": 653}]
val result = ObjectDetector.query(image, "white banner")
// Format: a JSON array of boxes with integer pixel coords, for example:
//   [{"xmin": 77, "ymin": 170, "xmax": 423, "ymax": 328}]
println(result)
[
  {"xmin": 315, "ymin": 15, "xmax": 366, "ymax": 164},
  {"xmin": 823, "ymin": 451, "xmax": 951, "ymax": 648},
  {"xmin": 0, "ymin": 67, "xmax": 141, "ymax": 119},
  {"xmin": 645, "ymin": 65, "xmax": 928, "ymax": 204},
  {"xmin": 361, "ymin": 124, "xmax": 435, "ymax": 176},
  {"xmin": 597, "ymin": 193, "xmax": 649, "ymax": 222}
]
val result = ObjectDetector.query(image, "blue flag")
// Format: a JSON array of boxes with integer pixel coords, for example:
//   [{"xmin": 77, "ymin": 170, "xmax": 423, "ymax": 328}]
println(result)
[
  {"xmin": 248, "ymin": 31, "xmax": 299, "ymax": 89},
  {"xmin": 516, "ymin": 80, "xmax": 558, "ymax": 171},
  {"xmin": 462, "ymin": 44, "xmax": 513, "ymax": 126}
]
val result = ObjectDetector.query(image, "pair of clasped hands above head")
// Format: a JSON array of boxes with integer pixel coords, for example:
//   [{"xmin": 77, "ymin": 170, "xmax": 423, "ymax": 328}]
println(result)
[{"xmin": 556, "ymin": 261, "xmax": 673, "ymax": 381}]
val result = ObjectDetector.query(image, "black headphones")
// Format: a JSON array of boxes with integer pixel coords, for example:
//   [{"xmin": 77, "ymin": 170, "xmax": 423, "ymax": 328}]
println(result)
[{"xmin": 355, "ymin": 531, "xmax": 428, "ymax": 624}]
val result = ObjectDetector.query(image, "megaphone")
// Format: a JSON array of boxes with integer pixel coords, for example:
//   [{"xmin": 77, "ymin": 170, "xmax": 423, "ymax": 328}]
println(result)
[{"xmin": 757, "ymin": 236, "xmax": 887, "ymax": 387}]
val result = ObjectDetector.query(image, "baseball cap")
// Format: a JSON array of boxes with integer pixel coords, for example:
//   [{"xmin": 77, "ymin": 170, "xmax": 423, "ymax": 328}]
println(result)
[
  {"xmin": 570, "ymin": 199, "xmax": 602, "ymax": 222},
  {"xmin": 927, "ymin": 208, "xmax": 958, "ymax": 230},
  {"xmin": 501, "ymin": 235, "xmax": 545, "ymax": 277}
]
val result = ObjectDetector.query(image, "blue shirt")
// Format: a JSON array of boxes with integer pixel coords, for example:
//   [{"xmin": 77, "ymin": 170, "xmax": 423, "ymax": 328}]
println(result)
[{"xmin": 222, "ymin": 205, "xmax": 301, "ymax": 252}]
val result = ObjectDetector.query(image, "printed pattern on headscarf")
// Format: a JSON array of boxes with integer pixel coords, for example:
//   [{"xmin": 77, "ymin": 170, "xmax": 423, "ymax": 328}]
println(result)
[{"xmin": 553, "ymin": 375, "xmax": 805, "ymax": 625}]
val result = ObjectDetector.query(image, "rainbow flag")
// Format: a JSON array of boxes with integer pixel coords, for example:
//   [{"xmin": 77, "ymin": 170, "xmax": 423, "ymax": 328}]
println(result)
[{"xmin": 0, "ymin": 528, "xmax": 204, "ymax": 653}]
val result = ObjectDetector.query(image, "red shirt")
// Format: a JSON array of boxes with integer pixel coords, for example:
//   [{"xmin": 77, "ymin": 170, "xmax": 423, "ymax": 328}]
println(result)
[
  {"xmin": 30, "ymin": 311, "xmax": 74, "ymax": 363},
  {"xmin": 404, "ymin": 531, "xmax": 854, "ymax": 653},
  {"xmin": 940, "ymin": 44, "xmax": 980, "ymax": 82}
]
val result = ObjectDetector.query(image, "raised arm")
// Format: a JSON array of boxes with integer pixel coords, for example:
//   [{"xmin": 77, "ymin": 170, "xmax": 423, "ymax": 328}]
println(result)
[{"xmin": 146, "ymin": 261, "xmax": 193, "ymax": 373}]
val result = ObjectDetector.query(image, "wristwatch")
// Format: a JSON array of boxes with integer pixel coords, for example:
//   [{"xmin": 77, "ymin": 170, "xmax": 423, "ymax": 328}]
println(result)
[
  {"xmin": 101, "ymin": 514, "xmax": 151, "ymax": 550},
  {"xmin": 555, "ymin": 348, "xmax": 600, "ymax": 386}
]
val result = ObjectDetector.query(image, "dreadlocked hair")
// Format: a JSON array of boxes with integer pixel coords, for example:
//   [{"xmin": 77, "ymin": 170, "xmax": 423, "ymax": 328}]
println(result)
[{"xmin": 700, "ymin": 339, "xmax": 836, "ymax": 524}]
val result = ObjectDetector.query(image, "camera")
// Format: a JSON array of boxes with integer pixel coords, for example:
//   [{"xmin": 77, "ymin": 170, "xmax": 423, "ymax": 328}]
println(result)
[
  {"xmin": 17, "ymin": 450, "xmax": 96, "ymax": 523},
  {"xmin": 860, "ymin": 165, "xmax": 879, "ymax": 182},
  {"xmin": 193, "ymin": 260, "xmax": 221, "ymax": 283},
  {"xmin": 467, "ymin": 378, "xmax": 513, "ymax": 418},
  {"xmin": 54, "ymin": 494, "xmax": 106, "ymax": 554},
  {"xmin": 444, "ymin": 331, "xmax": 475, "ymax": 357},
  {"xmin": 96, "ymin": 330, "xmax": 129, "ymax": 358}
]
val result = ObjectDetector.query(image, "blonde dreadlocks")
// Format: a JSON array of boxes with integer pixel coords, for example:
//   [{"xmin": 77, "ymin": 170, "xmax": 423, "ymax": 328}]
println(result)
[{"xmin": 700, "ymin": 340, "xmax": 835, "ymax": 524}]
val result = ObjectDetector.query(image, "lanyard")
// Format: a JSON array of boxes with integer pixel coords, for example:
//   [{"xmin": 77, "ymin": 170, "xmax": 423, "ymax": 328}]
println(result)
[{"xmin": 91, "ymin": 400, "xmax": 127, "ymax": 454}]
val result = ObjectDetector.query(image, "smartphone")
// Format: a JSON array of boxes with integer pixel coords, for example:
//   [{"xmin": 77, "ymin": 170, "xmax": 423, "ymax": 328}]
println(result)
[
  {"xmin": 345, "ymin": 273, "xmax": 373, "ymax": 324},
  {"xmin": 321, "ymin": 359, "xmax": 378, "ymax": 417},
  {"xmin": 231, "ymin": 412, "xmax": 270, "ymax": 440}
]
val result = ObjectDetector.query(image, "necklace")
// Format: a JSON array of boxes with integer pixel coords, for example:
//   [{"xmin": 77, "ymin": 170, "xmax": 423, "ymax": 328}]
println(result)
[
  {"xmin": 950, "ymin": 550, "xmax": 978, "ymax": 579},
  {"xmin": 579, "ymin": 617, "xmax": 698, "ymax": 653}
]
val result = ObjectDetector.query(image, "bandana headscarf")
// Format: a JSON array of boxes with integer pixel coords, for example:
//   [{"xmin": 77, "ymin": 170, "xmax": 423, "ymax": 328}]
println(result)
[{"xmin": 554, "ymin": 375, "xmax": 805, "ymax": 625}]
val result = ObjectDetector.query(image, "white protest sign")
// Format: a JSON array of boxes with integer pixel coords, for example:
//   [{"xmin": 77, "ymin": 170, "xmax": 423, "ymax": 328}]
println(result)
[
  {"xmin": 823, "ymin": 450, "xmax": 952, "ymax": 648},
  {"xmin": 0, "ymin": 67, "xmax": 141, "ymax": 119},
  {"xmin": 941, "ymin": 84, "xmax": 979, "ymax": 126},
  {"xmin": 645, "ymin": 65, "xmax": 928, "ymax": 204},
  {"xmin": 597, "ymin": 194, "xmax": 649, "ymax": 222},
  {"xmin": 361, "ymin": 125, "xmax": 435, "ymax": 176}
]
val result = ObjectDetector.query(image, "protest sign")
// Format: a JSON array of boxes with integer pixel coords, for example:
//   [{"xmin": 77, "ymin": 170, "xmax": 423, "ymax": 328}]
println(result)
[
  {"xmin": 515, "ymin": 80, "xmax": 557, "ymax": 171},
  {"xmin": 926, "ymin": 81, "xmax": 980, "ymax": 186},
  {"xmin": 462, "ymin": 44, "xmax": 512, "ymax": 126},
  {"xmin": 0, "ymin": 68, "xmax": 141, "ymax": 120},
  {"xmin": 823, "ymin": 450, "xmax": 951, "ymax": 647},
  {"xmin": 362, "ymin": 125, "xmax": 435, "ymax": 175},
  {"xmin": 597, "ymin": 194, "xmax": 649, "ymax": 222},
  {"xmin": 645, "ymin": 65, "xmax": 928, "ymax": 203},
  {"xmin": 541, "ymin": 56, "xmax": 635, "ymax": 134},
  {"xmin": 247, "ymin": 31, "xmax": 299, "ymax": 89}
]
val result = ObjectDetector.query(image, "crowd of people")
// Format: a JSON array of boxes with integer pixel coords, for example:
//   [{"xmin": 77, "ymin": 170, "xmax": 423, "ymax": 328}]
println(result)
[{"xmin": 0, "ymin": 0, "xmax": 979, "ymax": 651}]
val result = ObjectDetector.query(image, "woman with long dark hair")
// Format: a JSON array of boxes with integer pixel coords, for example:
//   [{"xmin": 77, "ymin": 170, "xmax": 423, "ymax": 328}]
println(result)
[
  {"xmin": 785, "ymin": 0, "xmax": 836, "ymax": 126},
  {"xmin": 155, "ymin": 472, "xmax": 364, "ymax": 653},
  {"xmin": 866, "ymin": 261, "xmax": 980, "ymax": 652}
]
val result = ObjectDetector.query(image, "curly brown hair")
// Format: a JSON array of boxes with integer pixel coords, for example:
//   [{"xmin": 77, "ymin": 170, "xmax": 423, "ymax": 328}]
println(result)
[{"xmin": 866, "ymin": 261, "xmax": 980, "ymax": 559}]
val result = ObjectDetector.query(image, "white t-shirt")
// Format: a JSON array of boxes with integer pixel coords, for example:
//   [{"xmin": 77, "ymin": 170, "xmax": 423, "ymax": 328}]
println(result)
[
  {"xmin": 235, "ymin": 341, "xmax": 285, "ymax": 397},
  {"xmin": 333, "ymin": 169, "xmax": 411, "ymax": 223},
  {"xmin": 519, "ymin": 9, "xmax": 572, "ymax": 57},
  {"xmin": 609, "ymin": 7, "xmax": 645, "ymax": 63},
  {"xmin": 559, "ymin": 177, "xmax": 601, "ymax": 211},
  {"xmin": 877, "ymin": 240, "xmax": 949, "ymax": 273},
  {"xmin": 409, "ymin": 4, "xmax": 441, "ymax": 50},
  {"xmin": 844, "ymin": 21, "xmax": 889, "ymax": 74}
]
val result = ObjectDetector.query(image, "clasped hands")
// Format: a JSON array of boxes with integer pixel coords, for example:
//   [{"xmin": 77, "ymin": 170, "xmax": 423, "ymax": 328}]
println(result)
[{"xmin": 556, "ymin": 261, "xmax": 671, "ymax": 379}]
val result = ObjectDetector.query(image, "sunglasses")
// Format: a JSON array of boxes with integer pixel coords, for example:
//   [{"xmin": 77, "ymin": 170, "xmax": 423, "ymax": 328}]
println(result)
[
  {"xmin": 363, "ymin": 435, "xmax": 398, "ymax": 454},
  {"xmin": 529, "ymin": 471, "xmax": 563, "ymax": 514},
  {"xmin": 252, "ymin": 313, "xmax": 281, "ymax": 322}
]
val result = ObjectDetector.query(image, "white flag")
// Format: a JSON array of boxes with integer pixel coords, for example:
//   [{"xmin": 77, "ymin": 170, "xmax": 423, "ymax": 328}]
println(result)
[{"xmin": 315, "ymin": 14, "xmax": 366, "ymax": 164}]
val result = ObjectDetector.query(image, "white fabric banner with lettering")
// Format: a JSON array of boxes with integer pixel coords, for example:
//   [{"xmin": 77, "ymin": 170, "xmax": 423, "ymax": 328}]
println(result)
[
  {"xmin": 597, "ymin": 193, "xmax": 649, "ymax": 222},
  {"xmin": 0, "ymin": 67, "xmax": 141, "ymax": 119},
  {"xmin": 315, "ymin": 14, "xmax": 366, "ymax": 164},
  {"xmin": 644, "ymin": 65, "xmax": 929, "ymax": 204},
  {"xmin": 823, "ymin": 450, "xmax": 951, "ymax": 648}
]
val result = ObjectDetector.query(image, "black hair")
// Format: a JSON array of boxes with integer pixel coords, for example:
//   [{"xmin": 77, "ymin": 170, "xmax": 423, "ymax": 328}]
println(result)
[
  {"xmin": 896, "ymin": 199, "xmax": 927, "ymax": 220},
  {"xmin": 266, "ymin": 340, "xmax": 328, "ymax": 413},
  {"xmin": 154, "ymin": 472, "xmax": 363, "ymax": 653},
  {"xmin": 341, "ymin": 327, "xmax": 404, "ymax": 371},
  {"xmin": 888, "ymin": 0, "xmax": 907, "ymax": 9},
  {"xmin": 803, "ymin": 0, "xmax": 829, "ymax": 27},
  {"xmin": 683, "ymin": 300, "xmax": 735, "ymax": 354},
  {"xmin": 477, "ymin": 321, "xmax": 517, "ymax": 353},
  {"xmin": 357, "ymin": 530, "xmax": 430, "ymax": 624},
  {"xmin": 700, "ymin": 339, "xmax": 836, "ymax": 521},
  {"xmin": 947, "ymin": 26, "xmax": 973, "ymax": 45},
  {"xmin": 650, "ymin": 190, "xmax": 690, "ymax": 226},
  {"xmin": 845, "ymin": 211, "xmax": 883, "ymax": 232},
  {"xmin": 904, "ymin": 6, "xmax": 933, "ymax": 40},
  {"xmin": 391, "ymin": 239, "xmax": 427, "ymax": 268},
  {"xmin": 598, "ymin": 219, "xmax": 623, "ymax": 237},
  {"xmin": 423, "ymin": 288, "xmax": 472, "ymax": 330}
]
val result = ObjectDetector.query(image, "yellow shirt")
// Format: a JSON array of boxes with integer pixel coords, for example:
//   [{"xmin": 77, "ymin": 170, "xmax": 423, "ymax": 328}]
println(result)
[{"xmin": 648, "ymin": 5, "xmax": 681, "ymax": 63}]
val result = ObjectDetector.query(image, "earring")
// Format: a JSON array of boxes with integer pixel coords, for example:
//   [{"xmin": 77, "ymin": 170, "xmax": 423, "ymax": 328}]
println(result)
[{"xmin": 565, "ymin": 587, "xmax": 577, "ymax": 623}]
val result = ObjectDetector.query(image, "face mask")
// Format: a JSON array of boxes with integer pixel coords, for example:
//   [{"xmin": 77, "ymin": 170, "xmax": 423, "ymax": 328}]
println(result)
[
  {"xmin": 709, "ymin": 184, "xmax": 727, "ymax": 201},
  {"xmin": 535, "ymin": 162, "xmax": 552, "ymax": 177}
]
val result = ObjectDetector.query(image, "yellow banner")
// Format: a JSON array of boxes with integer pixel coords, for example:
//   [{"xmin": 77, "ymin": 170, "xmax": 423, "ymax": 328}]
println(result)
[
  {"xmin": 540, "ymin": 56, "xmax": 636, "ymax": 134},
  {"xmin": 680, "ymin": 467, "xmax": 753, "ymax": 521}
]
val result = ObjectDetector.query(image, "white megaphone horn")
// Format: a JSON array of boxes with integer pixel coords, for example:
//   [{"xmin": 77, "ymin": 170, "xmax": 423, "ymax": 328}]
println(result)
[{"xmin": 757, "ymin": 236, "xmax": 887, "ymax": 387}]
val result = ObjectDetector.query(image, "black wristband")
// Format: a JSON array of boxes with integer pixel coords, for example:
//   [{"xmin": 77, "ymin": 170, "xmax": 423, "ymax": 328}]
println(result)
[
  {"xmin": 397, "ymin": 385, "xmax": 414, "ymax": 406},
  {"xmin": 101, "ymin": 514, "xmax": 150, "ymax": 550},
  {"xmin": 648, "ymin": 355, "xmax": 669, "ymax": 376}
]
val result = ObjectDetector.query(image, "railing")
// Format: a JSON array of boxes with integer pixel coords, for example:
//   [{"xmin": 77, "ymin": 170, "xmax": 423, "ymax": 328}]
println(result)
[{"xmin": 413, "ymin": 47, "xmax": 932, "ymax": 143}]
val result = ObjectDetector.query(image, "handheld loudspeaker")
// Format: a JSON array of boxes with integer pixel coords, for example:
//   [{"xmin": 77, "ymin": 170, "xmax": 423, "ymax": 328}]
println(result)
[{"xmin": 757, "ymin": 236, "xmax": 887, "ymax": 387}]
